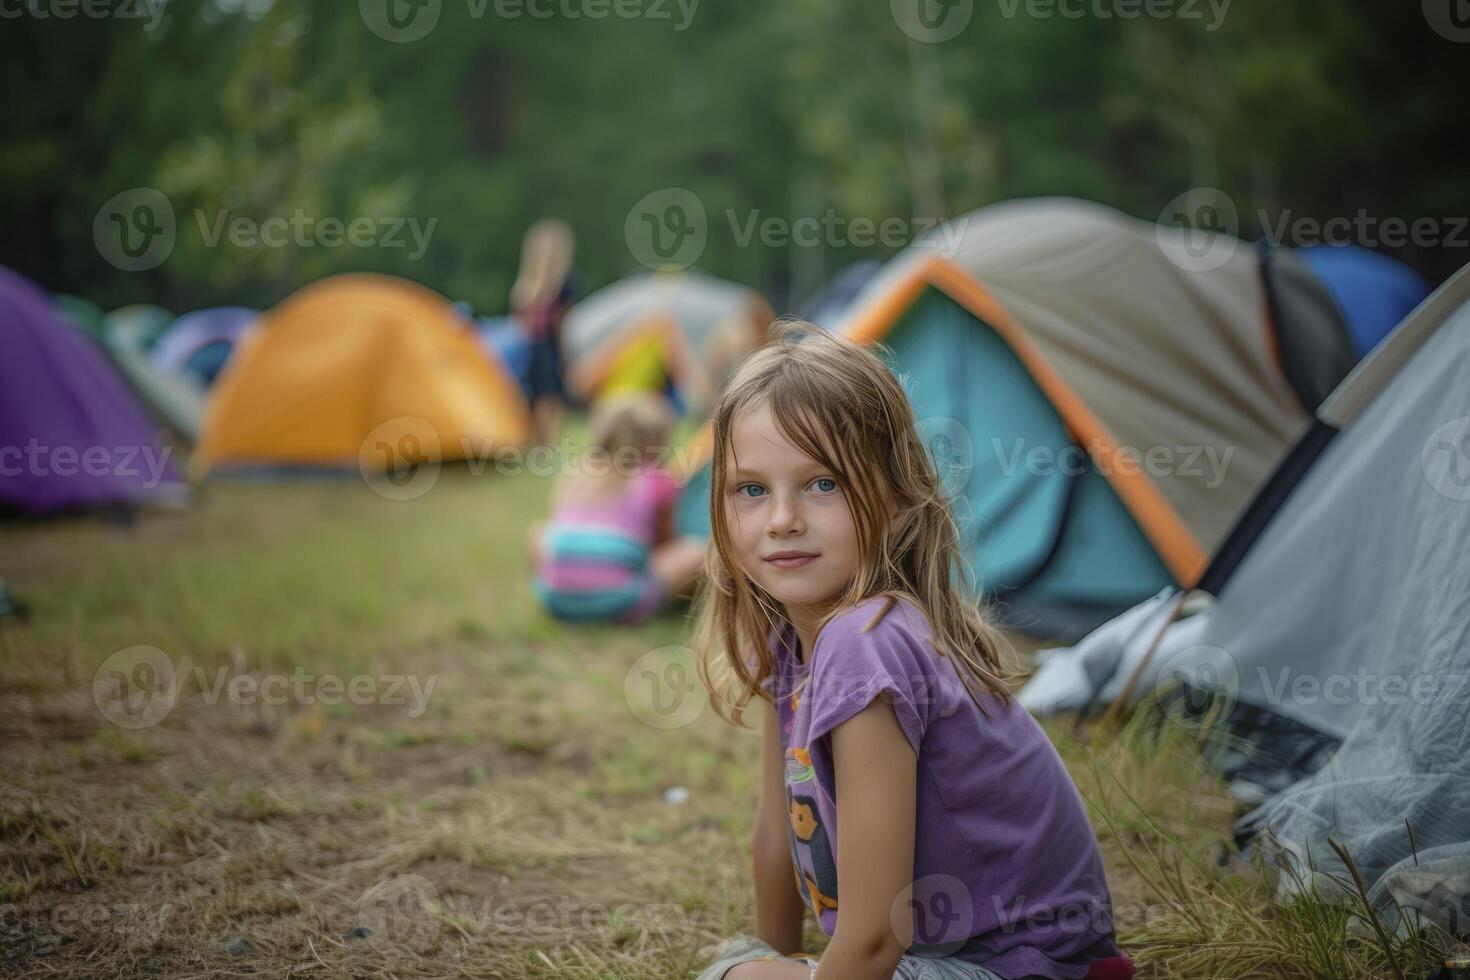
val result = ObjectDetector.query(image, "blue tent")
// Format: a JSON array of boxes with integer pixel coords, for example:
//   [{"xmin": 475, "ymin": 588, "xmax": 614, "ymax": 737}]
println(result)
[
  {"xmin": 1298, "ymin": 245, "xmax": 1429, "ymax": 356},
  {"xmin": 1260, "ymin": 243, "xmax": 1429, "ymax": 411},
  {"xmin": 476, "ymin": 315, "xmax": 532, "ymax": 398},
  {"xmin": 152, "ymin": 306, "xmax": 258, "ymax": 385}
]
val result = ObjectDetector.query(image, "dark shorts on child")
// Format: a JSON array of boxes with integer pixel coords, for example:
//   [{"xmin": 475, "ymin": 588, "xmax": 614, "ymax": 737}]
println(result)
[{"xmin": 526, "ymin": 333, "xmax": 563, "ymax": 401}]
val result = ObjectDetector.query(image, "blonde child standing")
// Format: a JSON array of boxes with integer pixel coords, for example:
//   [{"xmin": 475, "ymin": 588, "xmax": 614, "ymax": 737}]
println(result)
[{"xmin": 691, "ymin": 323, "xmax": 1130, "ymax": 980}]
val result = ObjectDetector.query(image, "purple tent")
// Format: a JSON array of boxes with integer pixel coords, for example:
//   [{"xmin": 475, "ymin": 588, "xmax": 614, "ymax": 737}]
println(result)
[
  {"xmin": 150, "ymin": 306, "xmax": 258, "ymax": 385},
  {"xmin": 0, "ymin": 266, "xmax": 187, "ymax": 514}
]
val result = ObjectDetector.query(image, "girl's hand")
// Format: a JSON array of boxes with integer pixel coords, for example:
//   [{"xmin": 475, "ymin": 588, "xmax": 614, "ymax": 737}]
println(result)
[{"xmin": 524, "ymin": 520, "xmax": 546, "ymax": 567}]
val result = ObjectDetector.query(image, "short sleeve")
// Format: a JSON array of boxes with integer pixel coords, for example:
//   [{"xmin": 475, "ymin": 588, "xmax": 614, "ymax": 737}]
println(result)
[{"xmin": 805, "ymin": 602, "xmax": 936, "ymax": 756}]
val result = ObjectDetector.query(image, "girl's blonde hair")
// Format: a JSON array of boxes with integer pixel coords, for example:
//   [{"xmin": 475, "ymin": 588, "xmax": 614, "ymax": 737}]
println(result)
[
  {"xmin": 584, "ymin": 391, "xmax": 674, "ymax": 479},
  {"xmin": 510, "ymin": 219, "xmax": 575, "ymax": 312},
  {"xmin": 692, "ymin": 319, "xmax": 1016, "ymax": 727}
]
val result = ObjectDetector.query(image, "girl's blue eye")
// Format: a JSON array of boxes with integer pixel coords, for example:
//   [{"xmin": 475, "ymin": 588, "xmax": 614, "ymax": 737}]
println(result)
[
  {"xmin": 811, "ymin": 477, "xmax": 837, "ymax": 493},
  {"xmin": 737, "ymin": 484, "xmax": 767, "ymax": 498}
]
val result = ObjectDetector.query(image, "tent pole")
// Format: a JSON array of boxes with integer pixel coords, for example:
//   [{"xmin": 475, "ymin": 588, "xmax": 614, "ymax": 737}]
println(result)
[{"xmin": 1099, "ymin": 589, "xmax": 1189, "ymax": 730}]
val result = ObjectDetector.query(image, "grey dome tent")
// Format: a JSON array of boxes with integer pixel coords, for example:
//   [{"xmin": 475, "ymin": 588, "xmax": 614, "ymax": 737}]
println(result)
[
  {"xmin": 1191, "ymin": 262, "xmax": 1470, "ymax": 934},
  {"xmin": 1023, "ymin": 261, "xmax": 1470, "ymax": 933}
]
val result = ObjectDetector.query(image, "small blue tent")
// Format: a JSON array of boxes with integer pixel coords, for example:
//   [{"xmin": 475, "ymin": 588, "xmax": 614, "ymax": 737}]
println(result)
[
  {"xmin": 152, "ymin": 307, "xmax": 259, "ymax": 385},
  {"xmin": 1261, "ymin": 243, "xmax": 1429, "ymax": 411}
]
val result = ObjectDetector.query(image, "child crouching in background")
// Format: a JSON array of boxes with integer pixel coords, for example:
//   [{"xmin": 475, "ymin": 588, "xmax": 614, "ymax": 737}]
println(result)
[{"xmin": 530, "ymin": 391, "xmax": 706, "ymax": 624}]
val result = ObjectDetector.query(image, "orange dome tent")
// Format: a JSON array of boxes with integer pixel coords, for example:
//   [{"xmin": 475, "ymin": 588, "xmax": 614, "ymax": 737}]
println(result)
[{"xmin": 196, "ymin": 274, "xmax": 531, "ymax": 475}]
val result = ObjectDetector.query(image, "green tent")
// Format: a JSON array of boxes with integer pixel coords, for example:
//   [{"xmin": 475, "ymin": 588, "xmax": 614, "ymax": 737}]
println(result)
[
  {"xmin": 54, "ymin": 294, "xmax": 106, "ymax": 338},
  {"xmin": 101, "ymin": 305, "xmax": 204, "ymax": 442}
]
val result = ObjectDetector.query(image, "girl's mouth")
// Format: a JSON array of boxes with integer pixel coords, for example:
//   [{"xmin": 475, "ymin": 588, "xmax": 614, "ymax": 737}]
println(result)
[{"xmin": 764, "ymin": 552, "xmax": 819, "ymax": 570}]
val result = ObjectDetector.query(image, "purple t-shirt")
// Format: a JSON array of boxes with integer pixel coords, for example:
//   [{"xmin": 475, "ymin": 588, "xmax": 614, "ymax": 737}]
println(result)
[{"xmin": 763, "ymin": 595, "xmax": 1120, "ymax": 979}]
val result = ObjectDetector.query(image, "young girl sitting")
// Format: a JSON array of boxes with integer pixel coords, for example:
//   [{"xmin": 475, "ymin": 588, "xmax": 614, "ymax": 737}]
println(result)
[
  {"xmin": 691, "ymin": 323, "xmax": 1130, "ymax": 980},
  {"xmin": 530, "ymin": 391, "xmax": 706, "ymax": 625}
]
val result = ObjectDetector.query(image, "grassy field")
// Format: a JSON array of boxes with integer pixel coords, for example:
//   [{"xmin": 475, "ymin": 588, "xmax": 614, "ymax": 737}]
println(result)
[{"xmin": 0, "ymin": 467, "xmax": 1450, "ymax": 979}]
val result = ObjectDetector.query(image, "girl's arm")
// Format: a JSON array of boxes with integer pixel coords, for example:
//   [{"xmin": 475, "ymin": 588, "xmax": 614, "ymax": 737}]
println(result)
[
  {"xmin": 660, "ymin": 319, "xmax": 715, "ymax": 414},
  {"xmin": 653, "ymin": 492, "xmax": 677, "ymax": 547},
  {"xmin": 814, "ymin": 700, "xmax": 917, "ymax": 980},
  {"xmin": 752, "ymin": 698, "xmax": 807, "ymax": 954}
]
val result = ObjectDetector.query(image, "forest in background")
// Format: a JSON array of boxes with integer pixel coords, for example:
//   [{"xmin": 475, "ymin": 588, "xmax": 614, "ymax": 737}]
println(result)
[{"xmin": 2, "ymin": 0, "xmax": 1465, "ymax": 313}]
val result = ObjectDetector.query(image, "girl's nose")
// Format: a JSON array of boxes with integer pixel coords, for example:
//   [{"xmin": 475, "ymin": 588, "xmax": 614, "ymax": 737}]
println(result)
[{"xmin": 767, "ymin": 493, "xmax": 804, "ymax": 534}]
